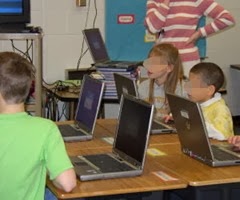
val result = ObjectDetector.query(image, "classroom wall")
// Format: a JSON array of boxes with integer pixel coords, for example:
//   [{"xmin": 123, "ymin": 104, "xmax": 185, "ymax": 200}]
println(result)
[{"xmin": 0, "ymin": 0, "xmax": 239, "ymax": 118}]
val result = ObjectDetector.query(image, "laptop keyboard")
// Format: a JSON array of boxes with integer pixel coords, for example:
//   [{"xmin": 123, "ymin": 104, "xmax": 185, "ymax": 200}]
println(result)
[
  {"xmin": 152, "ymin": 120, "xmax": 175, "ymax": 130},
  {"xmin": 58, "ymin": 125, "xmax": 86, "ymax": 137},
  {"xmin": 84, "ymin": 154, "xmax": 133, "ymax": 173},
  {"xmin": 211, "ymin": 145, "xmax": 240, "ymax": 161},
  {"xmin": 152, "ymin": 121, "xmax": 167, "ymax": 130}
]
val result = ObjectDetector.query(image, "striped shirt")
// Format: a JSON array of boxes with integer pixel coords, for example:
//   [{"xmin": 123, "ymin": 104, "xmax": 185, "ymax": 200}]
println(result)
[{"xmin": 145, "ymin": 0, "xmax": 235, "ymax": 63}]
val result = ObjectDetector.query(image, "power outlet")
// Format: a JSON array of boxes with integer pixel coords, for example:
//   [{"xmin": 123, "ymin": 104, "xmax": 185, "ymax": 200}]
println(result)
[{"xmin": 76, "ymin": 0, "xmax": 86, "ymax": 7}]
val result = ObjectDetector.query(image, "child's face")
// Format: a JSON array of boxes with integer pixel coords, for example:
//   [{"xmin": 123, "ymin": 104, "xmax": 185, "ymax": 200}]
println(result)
[
  {"xmin": 184, "ymin": 72, "xmax": 212, "ymax": 103},
  {"xmin": 143, "ymin": 56, "xmax": 172, "ymax": 84}
]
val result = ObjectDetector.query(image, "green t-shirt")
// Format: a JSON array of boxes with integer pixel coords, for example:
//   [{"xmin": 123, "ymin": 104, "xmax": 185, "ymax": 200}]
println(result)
[{"xmin": 0, "ymin": 112, "xmax": 73, "ymax": 200}]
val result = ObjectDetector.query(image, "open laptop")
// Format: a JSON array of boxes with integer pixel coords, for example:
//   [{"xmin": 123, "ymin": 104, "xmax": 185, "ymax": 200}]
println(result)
[
  {"xmin": 58, "ymin": 75, "xmax": 104, "ymax": 142},
  {"xmin": 83, "ymin": 28, "xmax": 140, "ymax": 68},
  {"xmin": 113, "ymin": 72, "xmax": 176, "ymax": 134},
  {"xmin": 70, "ymin": 93, "xmax": 154, "ymax": 181},
  {"xmin": 167, "ymin": 93, "xmax": 240, "ymax": 167}
]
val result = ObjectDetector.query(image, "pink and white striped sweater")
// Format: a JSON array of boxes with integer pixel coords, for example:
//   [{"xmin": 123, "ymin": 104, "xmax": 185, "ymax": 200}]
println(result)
[{"xmin": 145, "ymin": 0, "xmax": 235, "ymax": 63}]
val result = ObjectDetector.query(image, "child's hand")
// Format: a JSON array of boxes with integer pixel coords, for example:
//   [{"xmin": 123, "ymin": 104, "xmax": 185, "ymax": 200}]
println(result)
[
  {"xmin": 228, "ymin": 136, "xmax": 240, "ymax": 150},
  {"xmin": 163, "ymin": 113, "xmax": 173, "ymax": 123}
]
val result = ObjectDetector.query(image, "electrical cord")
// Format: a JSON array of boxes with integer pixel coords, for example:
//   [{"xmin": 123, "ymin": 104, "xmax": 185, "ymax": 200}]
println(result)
[{"xmin": 76, "ymin": 0, "xmax": 98, "ymax": 70}]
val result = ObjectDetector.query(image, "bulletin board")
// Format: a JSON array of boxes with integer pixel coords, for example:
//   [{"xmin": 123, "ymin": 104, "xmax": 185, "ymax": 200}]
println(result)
[{"xmin": 105, "ymin": 0, "xmax": 206, "ymax": 61}]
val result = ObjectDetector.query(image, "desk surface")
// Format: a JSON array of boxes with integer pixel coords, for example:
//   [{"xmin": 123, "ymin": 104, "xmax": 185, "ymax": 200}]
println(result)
[
  {"xmin": 49, "ymin": 119, "xmax": 240, "ymax": 199},
  {"xmin": 94, "ymin": 119, "xmax": 240, "ymax": 187},
  {"xmin": 47, "ymin": 147, "xmax": 187, "ymax": 199},
  {"xmin": 56, "ymin": 121, "xmax": 113, "ymax": 151},
  {"xmin": 151, "ymin": 144, "xmax": 240, "ymax": 187}
]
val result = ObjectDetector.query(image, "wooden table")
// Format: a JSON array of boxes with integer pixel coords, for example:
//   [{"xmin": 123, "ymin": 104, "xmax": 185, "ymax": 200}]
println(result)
[
  {"xmin": 96, "ymin": 119, "xmax": 240, "ymax": 200},
  {"xmin": 47, "ymin": 147, "xmax": 187, "ymax": 199},
  {"xmin": 50, "ymin": 119, "xmax": 240, "ymax": 200},
  {"xmin": 151, "ymin": 144, "xmax": 240, "ymax": 200},
  {"xmin": 57, "ymin": 121, "xmax": 113, "ymax": 151}
]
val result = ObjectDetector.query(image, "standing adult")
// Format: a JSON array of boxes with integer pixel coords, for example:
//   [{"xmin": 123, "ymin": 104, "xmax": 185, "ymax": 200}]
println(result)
[{"xmin": 144, "ymin": 0, "xmax": 235, "ymax": 76}]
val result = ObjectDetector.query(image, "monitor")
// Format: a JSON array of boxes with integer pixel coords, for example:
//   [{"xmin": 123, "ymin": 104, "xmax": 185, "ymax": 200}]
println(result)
[{"xmin": 0, "ymin": 0, "xmax": 31, "ymax": 32}]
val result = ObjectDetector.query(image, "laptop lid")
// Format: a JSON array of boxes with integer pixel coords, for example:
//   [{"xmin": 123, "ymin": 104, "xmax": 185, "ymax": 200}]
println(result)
[
  {"xmin": 113, "ymin": 73, "xmax": 139, "ymax": 101},
  {"xmin": 166, "ymin": 93, "xmax": 213, "ymax": 160},
  {"xmin": 113, "ymin": 73, "xmax": 175, "ymax": 134},
  {"xmin": 72, "ymin": 94, "xmax": 154, "ymax": 181},
  {"xmin": 112, "ymin": 93, "xmax": 154, "ymax": 168},
  {"xmin": 74, "ymin": 74, "xmax": 104, "ymax": 134},
  {"xmin": 83, "ymin": 28, "xmax": 110, "ymax": 63},
  {"xmin": 166, "ymin": 93, "xmax": 240, "ymax": 167}
]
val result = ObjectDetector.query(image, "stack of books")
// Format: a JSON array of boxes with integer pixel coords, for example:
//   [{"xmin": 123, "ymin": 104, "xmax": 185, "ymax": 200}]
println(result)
[{"xmin": 95, "ymin": 65, "xmax": 138, "ymax": 100}]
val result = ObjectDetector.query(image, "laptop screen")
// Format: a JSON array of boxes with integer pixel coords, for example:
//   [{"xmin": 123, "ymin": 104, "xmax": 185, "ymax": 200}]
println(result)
[
  {"xmin": 114, "ymin": 73, "xmax": 138, "ymax": 101},
  {"xmin": 114, "ymin": 94, "xmax": 153, "ymax": 164},
  {"xmin": 75, "ymin": 75, "xmax": 104, "ymax": 131},
  {"xmin": 83, "ymin": 28, "xmax": 109, "ymax": 63}
]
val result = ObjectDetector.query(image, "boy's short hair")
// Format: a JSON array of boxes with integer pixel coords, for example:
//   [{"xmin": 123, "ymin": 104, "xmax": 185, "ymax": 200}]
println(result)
[
  {"xmin": 0, "ymin": 52, "xmax": 33, "ymax": 104},
  {"xmin": 190, "ymin": 62, "xmax": 224, "ymax": 93}
]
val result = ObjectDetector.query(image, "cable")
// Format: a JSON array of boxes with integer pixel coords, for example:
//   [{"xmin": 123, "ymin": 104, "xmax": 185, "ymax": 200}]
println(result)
[
  {"xmin": 76, "ymin": 0, "xmax": 98, "ymax": 70},
  {"xmin": 92, "ymin": 0, "xmax": 97, "ymax": 28},
  {"xmin": 76, "ymin": 0, "xmax": 91, "ymax": 70},
  {"xmin": 11, "ymin": 39, "xmax": 33, "ymax": 64}
]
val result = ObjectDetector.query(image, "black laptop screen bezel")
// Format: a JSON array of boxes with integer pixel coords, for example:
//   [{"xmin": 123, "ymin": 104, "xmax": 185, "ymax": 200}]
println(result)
[
  {"xmin": 113, "ymin": 94, "xmax": 153, "ymax": 167},
  {"xmin": 83, "ymin": 28, "xmax": 110, "ymax": 63},
  {"xmin": 75, "ymin": 75, "xmax": 104, "ymax": 132}
]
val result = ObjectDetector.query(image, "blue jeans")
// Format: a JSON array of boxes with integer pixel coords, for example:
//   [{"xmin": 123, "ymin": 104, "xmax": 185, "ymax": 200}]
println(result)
[{"xmin": 45, "ymin": 187, "xmax": 57, "ymax": 200}]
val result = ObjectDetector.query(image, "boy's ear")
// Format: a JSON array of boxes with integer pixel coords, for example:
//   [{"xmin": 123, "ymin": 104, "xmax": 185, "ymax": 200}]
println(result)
[{"xmin": 207, "ymin": 85, "xmax": 216, "ymax": 96}]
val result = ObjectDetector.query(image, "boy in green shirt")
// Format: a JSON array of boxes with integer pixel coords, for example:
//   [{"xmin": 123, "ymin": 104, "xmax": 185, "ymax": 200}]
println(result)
[{"xmin": 0, "ymin": 52, "xmax": 76, "ymax": 200}]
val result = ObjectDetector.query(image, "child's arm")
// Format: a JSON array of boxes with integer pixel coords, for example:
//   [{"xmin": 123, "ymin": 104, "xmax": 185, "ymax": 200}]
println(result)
[{"xmin": 52, "ymin": 168, "xmax": 76, "ymax": 192}]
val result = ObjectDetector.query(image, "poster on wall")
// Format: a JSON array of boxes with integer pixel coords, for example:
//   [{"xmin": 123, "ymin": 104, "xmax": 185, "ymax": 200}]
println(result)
[{"xmin": 105, "ymin": 0, "xmax": 206, "ymax": 62}]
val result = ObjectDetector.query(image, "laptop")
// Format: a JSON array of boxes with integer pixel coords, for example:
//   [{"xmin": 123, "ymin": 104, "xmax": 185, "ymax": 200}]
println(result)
[
  {"xmin": 113, "ymin": 72, "xmax": 176, "ymax": 134},
  {"xmin": 83, "ymin": 28, "xmax": 140, "ymax": 68},
  {"xmin": 58, "ymin": 75, "xmax": 104, "ymax": 142},
  {"xmin": 70, "ymin": 93, "xmax": 154, "ymax": 181},
  {"xmin": 166, "ymin": 93, "xmax": 240, "ymax": 167}
]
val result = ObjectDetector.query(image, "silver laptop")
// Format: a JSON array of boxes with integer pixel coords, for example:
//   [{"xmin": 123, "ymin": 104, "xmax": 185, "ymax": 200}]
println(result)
[
  {"xmin": 113, "ymin": 72, "xmax": 176, "ymax": 134},
  {"xmin": 83, "ymin": 28, "xmax": 140, "ymax": 68},
  {"xmin": 167, "ymin": 93, "xmax": 240, "ymax": 167},
  {"xmin": 58, "ymin": 75, "xmax": 104, "ymax": 142},
  {"xmin": 71, "ymin": 93, "xmax": 154, "ymax": 181}
]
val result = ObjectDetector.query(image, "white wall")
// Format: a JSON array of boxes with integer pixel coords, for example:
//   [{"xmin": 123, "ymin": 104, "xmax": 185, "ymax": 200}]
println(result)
[
  {"xmin": 30, "ymin": 0, "xmax": 106, "ymax": 83},
  {"xmin": 1, "ymin": 0, "xmax": 240, "ymax": 117}
]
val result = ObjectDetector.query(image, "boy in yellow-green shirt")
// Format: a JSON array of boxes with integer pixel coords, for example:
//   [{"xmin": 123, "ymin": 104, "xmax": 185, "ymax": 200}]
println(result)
[{"xmin": 184, "ymin": 62, "xmax": 234, "ymax": 140}]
